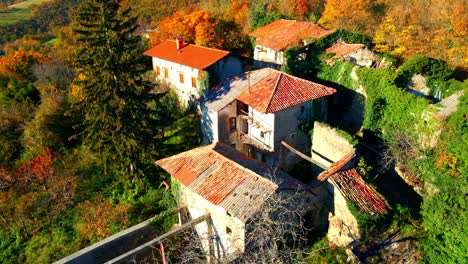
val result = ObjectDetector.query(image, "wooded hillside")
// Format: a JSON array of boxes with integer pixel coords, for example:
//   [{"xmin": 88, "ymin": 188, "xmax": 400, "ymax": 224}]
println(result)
[{"xmin": 0, "ymin": 0, "xmax": 466, "ymax": 262}]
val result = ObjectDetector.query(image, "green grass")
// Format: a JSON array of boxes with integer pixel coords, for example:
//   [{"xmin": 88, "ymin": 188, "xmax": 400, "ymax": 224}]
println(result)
[
  {"xmin": 9, "ymin": 0, "xmax": 54, "ymax": 9},
  {"xmin": 0, "ymin": 0, "xmax": 54, "ymax": 25}
]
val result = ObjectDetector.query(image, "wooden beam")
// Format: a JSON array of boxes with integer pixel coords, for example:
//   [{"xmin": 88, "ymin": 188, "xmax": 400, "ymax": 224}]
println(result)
[
  {"xmin": 281, "ymin": 141, "xmax": 327, "ymax": 169},
  {"xmin": 105, "ymin": 214, "xmax": 209, "ymax": 264}
]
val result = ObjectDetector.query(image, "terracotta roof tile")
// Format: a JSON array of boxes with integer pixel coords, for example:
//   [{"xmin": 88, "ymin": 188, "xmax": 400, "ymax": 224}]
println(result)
[
  {"xmin": 236, "ymin": 69, "xmax": 336, "ymax": 113},
  {"xmin": 326, "ymin": 40, "xmax": 365, "ymax": 60},
  {"xmin": 330, "ymin": 169, "xmax": 388, "ymax": 215},
  {"xmin": 144, "ymin": 40, "xmax": 229, "ymax": 70},
  {"xmin": 155, "ymin": 142, "xmax": 308, "ymax": 221},
  {"xmin": 249, "ymin": 19, "xmax": 334, "ymax": 51}
]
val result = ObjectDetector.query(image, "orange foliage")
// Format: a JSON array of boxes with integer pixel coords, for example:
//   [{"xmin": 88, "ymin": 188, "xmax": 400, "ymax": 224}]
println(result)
[
  {"xmin": 319, "ymin": 0, "xmax": 379, "ymax": 34},
  {"xmin": 0, "ymin": 50, "xmax": 45, "ymax": 79},
  {"xmin": 78, "ymin": 197, "xmax": 129, "ymax": 241},
  {"xmin": 225, "ymin": 0, "xmax": 251, "ymax": 33},
  {"xmin": 373, "ymin": 0, "xmax": 467, "ymax": 68},
  {"xmin": 149, "ymin": 9, "xmax": 222, "ymax": 48},
  {"xmin": 297, "ymin": 0, "xmax": 308, "ymax": 17}
]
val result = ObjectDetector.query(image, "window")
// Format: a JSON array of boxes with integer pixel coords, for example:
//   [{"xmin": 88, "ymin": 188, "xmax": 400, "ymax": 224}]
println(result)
[
  {"xmin": 191, "ymin": 77, "xmax": 197, "ymax": 88},
  {"xmin": 179, "ymin": 73, "xmax": 184, "ymax": 84},
  {"xmin": 156, "ymin": 66, "xmax": 161, "ymax": 76},
  {"xmin": 164, "ymin": 68, "xmax": 169, "ymax": 78},
  {"xmin": 260, "ymin": 131, "xmax": 265, "ymax": 138},
  {"xmin": 229, "ymin": 117, "xmax": 236, "ymax": 131}
]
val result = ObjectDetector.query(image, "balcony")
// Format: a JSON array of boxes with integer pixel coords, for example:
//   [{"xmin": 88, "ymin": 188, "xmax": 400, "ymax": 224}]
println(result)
[{"xmin": 237, "ymin": 130, "xmax": 272, "ymax": 152}]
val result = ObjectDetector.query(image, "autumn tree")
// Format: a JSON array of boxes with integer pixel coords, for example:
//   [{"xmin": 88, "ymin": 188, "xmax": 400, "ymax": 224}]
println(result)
[
  {"xmin": 149, "ymin": 9, "xmax": 223, "ymax": 49},
  {"xmin": 73, "ymin": 0, "xmax": 162, "ymax": 177},
  {"xmin": 318, "ymin": 0, "xmax": 385, "ymax": 35}
]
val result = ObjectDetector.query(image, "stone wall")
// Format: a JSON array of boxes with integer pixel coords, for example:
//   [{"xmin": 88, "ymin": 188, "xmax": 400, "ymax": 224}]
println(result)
[
  {"xmin": 311, "ymin": 122, "xmax": 355, "ymax": 167},
  {"xmin": 327, "ymin": 182, "xmax": 361, "ymax": 247}
]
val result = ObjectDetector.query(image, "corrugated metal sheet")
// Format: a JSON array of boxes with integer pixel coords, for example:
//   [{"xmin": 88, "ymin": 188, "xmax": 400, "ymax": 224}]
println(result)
[
  {"xmin": 249, "ymin": 19, "xmax": 334, "ymax": 51},
  {"xmin": 144, "ymin": 40, "xmax": 229, "ymax": 70},
  {"xmin": 236, "ymin": 69, "xmax": 336, "ymax": 114},
  {"xmin": 155, "ymin": 142, "xmax": 308, "ymax": 222}
]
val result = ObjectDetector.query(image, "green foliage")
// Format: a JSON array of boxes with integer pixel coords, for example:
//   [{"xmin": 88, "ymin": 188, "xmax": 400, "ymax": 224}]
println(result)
[
  {"xmin": 0, "ymin": 77, "xmax": 39, "ymax": 104},
  {"xmin": 418, "ymin": 92, "xmax": 468, "ymax": 263},
  {"xmin": 317, "ymin": 60, "xmax": 357, "ymax": 90},
  {"xmin": 347, "ymin": 201, "xmax": 385, "ymax": 235},
  {"xmin": 302, "ymin": 235, "xmax": 348, "ymax": 263},
  {"xmin": 394, "ymin": 55, "xmax": 455, "ymax": 95},
  {"xmin": 73, "ymin": 0, "xmax": 168, "ymax": 178},
  {"xmin": 23, "ymin": 228, "xmax": 79, "ymax": 263},
  {"xmin": 0, "ymin": 230, "xmax": 22, "ymax": 264},
  {"xmin": 249, "ymin": 3, "xmax": 283, "ymax": 30}
]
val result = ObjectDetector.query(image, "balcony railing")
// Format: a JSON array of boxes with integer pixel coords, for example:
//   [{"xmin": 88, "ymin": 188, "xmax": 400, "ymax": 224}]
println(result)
[{"xmin": 238, "ymin": 130, "xmax": 272, "ymax": 152}]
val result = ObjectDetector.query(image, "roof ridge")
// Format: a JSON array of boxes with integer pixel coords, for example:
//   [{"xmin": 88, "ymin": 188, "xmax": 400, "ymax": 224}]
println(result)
[
  {"xmin": 165, "ymin": 39, "xmax": 230, "ymax": 54},
  {"xmin": 265, "ymin": 71, "xmax": 283, "ymax": 113}
]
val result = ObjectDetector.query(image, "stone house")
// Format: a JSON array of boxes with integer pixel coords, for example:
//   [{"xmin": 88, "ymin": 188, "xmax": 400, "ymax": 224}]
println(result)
[
  {"xmin": 325, "ymin": 39, "xmax": 380, "ymax": 68},
  {"xmin": 155, "ymin": 142, "xmax": 320, "ymax": 261},
  {"xmin": 249, "ymin": 19, "xmax": 334, "ymax": 67},
  {"xmin": 144, "ymin": 39, "xmax": 242, "ymax": 105},
  {"xmin": 201, "ymin": 68, "xmax": 336, "ymax": 167}
]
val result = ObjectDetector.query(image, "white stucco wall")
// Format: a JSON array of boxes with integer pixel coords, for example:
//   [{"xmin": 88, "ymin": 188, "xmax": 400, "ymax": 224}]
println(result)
[
  {"xmin": 254, "ymin": 45, "xmax": 284, "ymax": 65},
  {"xmin": 248, "ymin": 107, "xmax": 275, "ymax": 150},
  {"xmin": 152, "ymin": 57, "xmax": 201, "ymax": 104},
  {"xmin": 201, "ymin": 105, "xmax": 219, "ymax": 145},
  {"xmin": 177, "ymin": 182, "xmax": 245, "ymax": 260}
]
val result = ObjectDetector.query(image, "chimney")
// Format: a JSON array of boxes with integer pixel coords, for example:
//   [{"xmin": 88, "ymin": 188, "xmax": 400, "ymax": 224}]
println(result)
[{"xmin": 176, "ymin": 38, "xmax": 184, "ymax": 50}]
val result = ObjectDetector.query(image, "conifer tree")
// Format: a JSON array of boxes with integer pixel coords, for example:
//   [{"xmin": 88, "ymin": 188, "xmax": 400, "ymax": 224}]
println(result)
[{"xmin": 73, "ymin": 0, "xmax": 158, "ymax": 177}]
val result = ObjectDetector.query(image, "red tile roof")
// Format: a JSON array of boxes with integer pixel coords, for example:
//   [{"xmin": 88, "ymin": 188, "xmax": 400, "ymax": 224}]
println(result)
[
  {"xmin": 144, "ymin": 40, "xmax": 229, "ymax": 70},
  {"xmin": 155, "ymin": 142, "xmax": 308, "ymax": 221},
  {"xmin": 236, "ymin": 68, "xmax": 336, "ymax": 113},
  {"xmin": 326, "ymin": 40, "xmax": 365, "ymax": 60},
  {"xmin": 249, "ymin": 19, "xmax": 334, "ymax": 51},
  {"xmin": 330, "ymin": 169, "xmax": 388, "ymax": 215}
]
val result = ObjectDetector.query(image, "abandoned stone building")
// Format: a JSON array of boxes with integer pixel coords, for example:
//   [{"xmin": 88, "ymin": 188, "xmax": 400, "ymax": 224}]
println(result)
[
  {"xmin": 325, "ymin": 39, "xmax": 380, "ymax": 68},
  {"xmin": 155, "ymin": 142, "xmax": 322, "ymax": 261},
  {"xmin": 249, "ymin": 19, "xmax": 334, "ymax": 67}
]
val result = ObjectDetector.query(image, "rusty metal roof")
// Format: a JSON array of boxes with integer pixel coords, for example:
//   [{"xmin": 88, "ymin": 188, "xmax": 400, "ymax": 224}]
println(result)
[
  {"xmin": 236, "ymin": 69, "xmax": 336, "ymax": 113},
  {"xmin": 249, "ymin": 19, "xmax": 334, "ymax": 51},
  {"xmin": 155, "ymin": 142, "xmax": 308, "ymax": 222},
  {"xmin": 144, "ymin": 40, "xmax": 229, "ymax": 70}
]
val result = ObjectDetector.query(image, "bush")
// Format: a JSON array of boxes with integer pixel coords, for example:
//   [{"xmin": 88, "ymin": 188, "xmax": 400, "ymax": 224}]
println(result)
[{"xmin": 394, "ymin": 55, "xmax": 455, "ymax": 95}]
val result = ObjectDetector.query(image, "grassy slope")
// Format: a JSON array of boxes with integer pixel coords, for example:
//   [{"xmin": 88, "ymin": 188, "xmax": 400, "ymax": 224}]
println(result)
[{"xmin": 0, "ymin": 0, "xmax": 53, "ymax": 25}]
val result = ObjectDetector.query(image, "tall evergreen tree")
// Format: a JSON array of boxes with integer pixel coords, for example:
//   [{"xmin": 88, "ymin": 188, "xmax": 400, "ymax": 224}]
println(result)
[{"xmin": 73, "ymin": 0, "xmax": 159, "ymax": 177}]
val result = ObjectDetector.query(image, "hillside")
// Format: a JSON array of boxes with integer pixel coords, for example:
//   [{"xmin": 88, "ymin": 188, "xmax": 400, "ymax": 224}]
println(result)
[{"xmin": 0, "ymin": 0, "xmax": 466, "ymax": 262}]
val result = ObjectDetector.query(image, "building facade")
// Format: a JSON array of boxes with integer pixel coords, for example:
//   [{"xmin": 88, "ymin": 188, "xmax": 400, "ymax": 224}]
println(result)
[
  {"xmin": 144, "ymin": 39, "xmax": 242, "ymax": 105},
  {"xmin": 155, "ymin": 142, "xmax": 318, "ymax": 261},
  {"xmin": 201, "ymin": 68, "xmax": 336, "ymax": 167},
  {"xmin": 249, "ymin": 19, "xmax": 334, "ymax": 67}
]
